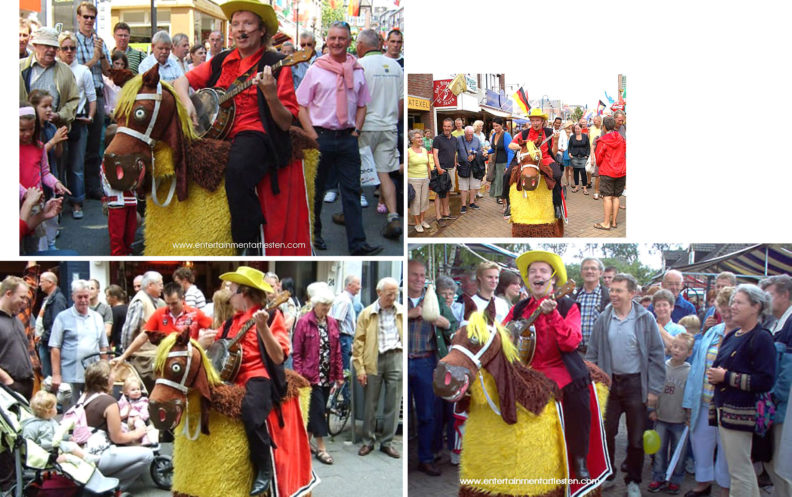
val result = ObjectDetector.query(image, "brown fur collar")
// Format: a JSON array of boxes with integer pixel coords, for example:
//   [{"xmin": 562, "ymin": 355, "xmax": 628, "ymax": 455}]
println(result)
[{"xmin": 486, "ymin": 345, "xmax": 559, "ymax": 424}]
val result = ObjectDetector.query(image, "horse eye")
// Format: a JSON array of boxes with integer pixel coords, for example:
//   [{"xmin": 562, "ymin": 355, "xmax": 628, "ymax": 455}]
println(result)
[
  {"xmin": 171, "ymin": 363, "xmax": 182, "ymax": 374},
  {"xmin": 469, "ymin": 335, "xmax": 479, "ymax": 345},
  {"xmin": 133, "ymin": 107, "xmax": 148, "ymax": 121}
]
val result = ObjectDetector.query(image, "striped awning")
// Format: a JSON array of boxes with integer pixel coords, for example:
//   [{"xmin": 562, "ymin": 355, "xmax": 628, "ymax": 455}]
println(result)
[{"xmin": 666, "ymin": 244, "xmax": 792, "ymax": 277}]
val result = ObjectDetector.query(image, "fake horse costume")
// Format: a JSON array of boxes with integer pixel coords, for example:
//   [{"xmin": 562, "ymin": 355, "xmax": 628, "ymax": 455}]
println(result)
[
  {"xmin": 433, "ymin": 313, "xmax": 612, "ymax": 497},
  {"xmin": 103, "ymin": 64, "xmax": 317, "ymax": 255},
  {"xmin": 508, "ymin": 109, "xmax": 563, "ymax": 238},
  {"xmin": 148, "ymin": 330, "xmax": 317, "ymax": 497}
]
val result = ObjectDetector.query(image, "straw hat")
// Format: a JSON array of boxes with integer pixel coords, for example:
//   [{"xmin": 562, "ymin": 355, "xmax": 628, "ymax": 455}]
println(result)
[
  {"xmin": 527, "ymin": 108, "xmax": 548, "ymax": 121},
  {"xmin": 220, "ymin": 0, "xmax": 279, "ymax": 37},
  {"xmin": 219, "ymin": 266, "xmax": 273, "ymax": 293},
  {"xmin": 515, "ymin": 250, "xmax": 568, "ymax": 288}
]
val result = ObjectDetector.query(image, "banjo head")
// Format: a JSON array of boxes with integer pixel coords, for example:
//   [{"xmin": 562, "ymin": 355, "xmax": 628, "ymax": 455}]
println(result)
[{"xmin": 190, "ymin": 89, "xmax": 221, "ymax": 138}]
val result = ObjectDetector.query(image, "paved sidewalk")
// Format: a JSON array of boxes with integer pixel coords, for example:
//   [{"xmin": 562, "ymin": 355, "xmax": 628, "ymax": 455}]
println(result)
[{"xmin": 408, "ymin": 184, "xmax": 626, "ymax": 239}]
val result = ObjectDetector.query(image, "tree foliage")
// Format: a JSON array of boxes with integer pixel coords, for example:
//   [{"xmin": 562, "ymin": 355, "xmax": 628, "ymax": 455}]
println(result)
[
  {"xmin": 571, "ymin": 106, "xmax": 583, "ymax": 122},
  {"xmin": 321, "ymin": 0, "xmax": 345, "ymax": 34}
]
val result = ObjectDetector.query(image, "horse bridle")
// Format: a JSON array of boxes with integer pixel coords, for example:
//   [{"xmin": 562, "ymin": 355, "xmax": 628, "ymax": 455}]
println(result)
[
  {"xmin": 449, "ymin": 324, "xmax": 503, "ymax": 416},
  {"xmin": 154, "ymin": 341, "xmax": 202, "ymax": 440},
  {"xmin": 115, "ymin": 81, "xmax": 176, "ymax": 208}
]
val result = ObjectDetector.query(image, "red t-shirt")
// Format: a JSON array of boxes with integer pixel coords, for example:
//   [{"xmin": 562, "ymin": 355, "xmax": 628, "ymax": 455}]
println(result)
[
  {"xmin": 503, "ymin": 297, "xmax": 582, "ymax": 389},
  {"xmin": 186, "ymin": 47, "xmax": 299, "ymax": 139},
  {"xmin": 144, "ymin": 305, "xmax": 213, "ymax": 340},
  {"xmin": 220, "ymin": 306, "xmax": 290, "ymax": 386},
  {"xmin": 511, "ymin": 127, "xmax": 554, "ymax": 167}
]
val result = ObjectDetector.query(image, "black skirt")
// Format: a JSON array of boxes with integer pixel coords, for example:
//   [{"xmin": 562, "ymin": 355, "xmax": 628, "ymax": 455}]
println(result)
[{"xmin": 307, "ymin": 384, "xmax": 331, "ymax": 438}]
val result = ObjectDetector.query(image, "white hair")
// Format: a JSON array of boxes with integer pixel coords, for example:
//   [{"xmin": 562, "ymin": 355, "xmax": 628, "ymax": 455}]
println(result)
[
  {"xmin": 141, "ymin": 271, "xmax": 162, "ymax": 289},
  {"xmin": 376, "ymin": 277, "xmax": 399, "ymax": 292},
  {"xmin": 464, "ymin": 125, "xmax": 474, "ymax": 133},
  {"xmin": 344, "ymin": 275, "xmax": 360, "ymax": 287},
  {"xmin": 151, "ymin": 31, "xmax": 171, "ymax": 46},
  {"xmin": 71, "ymin": 279, "xmax": 91, "ymax": 293}
]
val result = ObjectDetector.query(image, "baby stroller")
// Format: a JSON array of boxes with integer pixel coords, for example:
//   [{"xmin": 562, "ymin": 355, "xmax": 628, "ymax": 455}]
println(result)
[
  {"xmin": 0, "ymin": 383, "xmax": 126, "ymax": 497},
  {"xmin": 81, "ymin": 353, "xmax": 174, "ymax": 491}
]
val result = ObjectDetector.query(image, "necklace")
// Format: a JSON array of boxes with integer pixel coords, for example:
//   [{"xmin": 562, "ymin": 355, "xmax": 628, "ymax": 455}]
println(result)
[{"xmin": 735, "ymin": 328, "xmax": 748, "ymax": 337}]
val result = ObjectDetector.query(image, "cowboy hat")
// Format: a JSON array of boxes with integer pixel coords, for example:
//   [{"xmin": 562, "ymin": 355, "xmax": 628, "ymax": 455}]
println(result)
[
  {"xmin": 515, "ymin": 250, "xmax": 567, "ymax": 288},
  {"xmin": 31, "ymin": 27, "xmax": 60, "ymax": 47},
  {"xmin": 527, "ymin": 108, "xmax": 548, "ymax": 121},
  {"xmin": 220, "ymin": 0, "xmax": 279, "ymax": 38},
  {"xmin": 219, "ymin": 266, "xmax": 274, "ymax": 293}
]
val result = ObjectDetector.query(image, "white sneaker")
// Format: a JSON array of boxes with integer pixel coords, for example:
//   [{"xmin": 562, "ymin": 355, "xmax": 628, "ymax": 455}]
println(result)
[
  {"xmin": 414, "ymin": 224, "xmax": 424, "ymax": 233},
  {"xmin": 626, "ymin": 481, "xmax": 640, "ymax": 497},
  {"xmin": 323, "ymin": 191, "xmax": 337, "ymax": 203},
  {"xmin": 360, "ymin": 194, "xmax": 369, "ymax": 208},
  {"xmin": 449, "ymin": 451, "xmax": 460, "ymax": 465}
]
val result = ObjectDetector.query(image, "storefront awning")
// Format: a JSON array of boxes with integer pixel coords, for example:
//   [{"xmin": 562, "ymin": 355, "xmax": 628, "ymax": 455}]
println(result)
[
  {"xmin": 480, "ymin": 105, "xmax": 512, "ymax": 118},
  {"xmin": 657, "ymin": 244, "xmax": 792, "ymax": 279}
]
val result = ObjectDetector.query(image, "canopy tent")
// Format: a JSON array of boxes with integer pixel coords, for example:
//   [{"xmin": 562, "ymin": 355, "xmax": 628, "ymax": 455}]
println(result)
[{"xmin": 654, "ymin": 244, "xmax": 792, "ymax": 281}]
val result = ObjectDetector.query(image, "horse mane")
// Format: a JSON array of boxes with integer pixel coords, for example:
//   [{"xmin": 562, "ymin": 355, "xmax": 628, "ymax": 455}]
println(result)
[
  {"xmin": 154, "ymin": 334, "xmax": 222, "ymax": 387},
  {"xmin": 115, "ymin": 75, "xmax": 198, "ymax": 143},
  {"xmin": 467, "ymin": 312, "xmax": 519, "ymax": 364}
]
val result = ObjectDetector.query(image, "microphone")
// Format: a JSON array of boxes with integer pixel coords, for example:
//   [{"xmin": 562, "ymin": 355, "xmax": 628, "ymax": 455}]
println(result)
[{"xmin": 239, "ymin": 33, "xmax": 249, "ymax": 39}]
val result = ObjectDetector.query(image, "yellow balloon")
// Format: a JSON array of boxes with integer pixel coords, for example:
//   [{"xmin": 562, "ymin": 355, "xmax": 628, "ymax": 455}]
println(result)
[{"xmin": 643, "ymin": 429, "xmax": 661, "ymax": 454}]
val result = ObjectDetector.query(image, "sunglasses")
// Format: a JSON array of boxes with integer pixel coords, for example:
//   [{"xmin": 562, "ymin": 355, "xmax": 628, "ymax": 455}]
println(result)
[
  {"xmin": 81, "ymin": 14, "xmax": 96, "ymax": 20},
  {"xmin": 59, "ymin": 46, "xmax": 76, "ymax": 51}
]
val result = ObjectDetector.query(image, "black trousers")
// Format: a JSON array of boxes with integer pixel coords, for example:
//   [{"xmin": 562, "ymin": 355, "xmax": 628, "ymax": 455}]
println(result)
[
  {"xmin": 562, "ymin": 381, "xmax": 591, "ymax": 462},
  {"xmin": 605, "ymin": 373, "xmax": 646, "ymax": 484},
  {"xmin": 84, "ymin": 92, "xmax": 105, "ymax": 196},
  {"xmin": 241, "ymin": 377, "xmax": 275, "ymax": 472},
  {"xmin": 225, "ymin": 132, "xmax": 273, "ymax": 244}
]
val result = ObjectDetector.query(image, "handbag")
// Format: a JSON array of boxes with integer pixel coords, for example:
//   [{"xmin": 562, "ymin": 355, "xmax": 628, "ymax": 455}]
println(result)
[
  {"xmin": 408, "ymin": 183, "xmax": 416, "ymax": 205},
  {"xmin": 471, "ymin": 156, "xmax": 486, "ymax": 180},
  {"xmin": 429, "ymin": 169, "xmax": 451, "ymax": 194}
]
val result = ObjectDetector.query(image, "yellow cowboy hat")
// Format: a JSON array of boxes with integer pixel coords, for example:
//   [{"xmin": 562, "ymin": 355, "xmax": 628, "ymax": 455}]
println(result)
[
  {"xmin": 527, "ymin": 108, "xmax": 549, "ymax": 121},
  {"xmin": 515, "ymin": 250, "xmax": 567, "ymax": 288},
  {"xmin": 221, "ymin": 0, "xmax": 279, "ymax": 38},
  {"xmin": 219, "ymin": 266, "xmax": 274, "ymax": 293}
]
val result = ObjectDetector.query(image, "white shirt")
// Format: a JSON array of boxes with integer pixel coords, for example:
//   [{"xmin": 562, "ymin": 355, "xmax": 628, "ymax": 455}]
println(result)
[
  {"xmin": 138, "ymin": 54, "xmax": 184, "ymax": 83},
  {"xmin": 557, "ymin": 130, "xmax": 568, "ymax": 152},
  {"xmin": 460, "ymin": 294, "xmax": 510, "ymax": 327},
  {"xmin": 772, "ymin": 305, "xmax": 792, "ymax": 335},
  {"xmin": 66, "ymin": 59, "xmax": 96, "ymax": 116},
  {"xmin": 357, "ymin": 52, "xmax": 403, "ymax": 131}
]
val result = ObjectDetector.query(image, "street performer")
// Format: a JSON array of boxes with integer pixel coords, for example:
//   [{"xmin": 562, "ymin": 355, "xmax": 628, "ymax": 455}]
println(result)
[
  {"xmin": 174, "ymin": 0, "xmax": 312, "ymax": 255},
  {"xmin": 507, "ymin": 108, "xmax": 563, "ymax": 237},
  {"xmin": 503, "ymin": 250, "xmax": 592, "ymax": 480}
]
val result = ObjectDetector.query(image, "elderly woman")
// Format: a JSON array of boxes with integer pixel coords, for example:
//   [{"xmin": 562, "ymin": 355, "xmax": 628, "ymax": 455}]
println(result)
[
  {"xmin": 407, "ymin": 129, "xmax": 433, "ymax": 233},
  {"xmin": 652, "ymin": 289, "xmax": 686, "ymax": 353},
  {"xmin": 487, "ymin": 117, "xmax": 513, "ymax": 205},
  {"xmin": 707, "ymin": 284, "xmax": 776, "ymax": 497},
  {"xmin": 292, "ymin": 284, "xmax": 344, "ymax": 465},
  {"xmin": 81, "ymin": 361, "xmax": 154, "ymax": 490},
  {"xmin": 682, "ymin": 287, "xmax": 735, "ymax": 497}
]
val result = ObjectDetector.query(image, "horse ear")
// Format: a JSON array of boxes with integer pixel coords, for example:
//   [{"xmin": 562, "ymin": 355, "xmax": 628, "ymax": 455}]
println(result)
[
  {"xmin": 141, "ymin": 63, "xmax": 161, "ymax": 87},
  {"xmin": 175, "ymin": 327, "xmax": 191, "ymax": 346},
  {"xmin": 147, "ymin": 331, "xmax": 167, "ymax": 346}
]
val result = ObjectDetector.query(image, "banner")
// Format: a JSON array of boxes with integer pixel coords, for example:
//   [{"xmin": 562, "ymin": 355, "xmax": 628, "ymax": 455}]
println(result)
[{"xmin": 513, "ymin": 87, "xmax": 530, "ymax": 114}]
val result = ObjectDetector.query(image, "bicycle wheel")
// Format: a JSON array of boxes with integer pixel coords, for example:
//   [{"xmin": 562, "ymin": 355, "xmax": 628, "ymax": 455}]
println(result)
[
  {"xmin": 326, "ymin": 389, "xmax": 350, "ymax": 436},
  {"xmin": 150, "ymin": 455, "xmax": 174, "ymax": 490}
]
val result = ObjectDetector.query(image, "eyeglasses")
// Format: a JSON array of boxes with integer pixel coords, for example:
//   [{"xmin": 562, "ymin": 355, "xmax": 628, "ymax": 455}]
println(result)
[
  {"xmin": 300, "ymin": 42, "xmax": 314, "ymax": 47},
  {"xmin": 81, "ymin": 14, "xmax": 96, "ymax": 20},
  {"xmin": 59, "ymin": 46, "xmax": 76, "ymax": 51}
]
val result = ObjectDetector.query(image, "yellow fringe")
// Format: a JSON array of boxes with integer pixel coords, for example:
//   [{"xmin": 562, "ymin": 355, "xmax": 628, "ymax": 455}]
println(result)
[
  {"xmin": 115, "ymin": 76, "xmax": 197, "ymax": 143},
  {"xmin": 154, "ymin": 334, "xmax": 222, "ymax": 387},
  {"xmin": 466, "ymin": 311, "xmax": 518, "ymax": 364}
]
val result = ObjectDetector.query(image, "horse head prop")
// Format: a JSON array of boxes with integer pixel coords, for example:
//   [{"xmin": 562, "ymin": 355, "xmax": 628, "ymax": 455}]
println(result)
[
  {"xmin": 516, "ymin": 140, "xmax": 542, "ymax": 192},
  {"xmin": 148, "ymin": 328, "xmax": 219, "ymax": 439},
  {"xmin": 432, "ymin": 312, "xmax": 557, "ymax": 425},
  {"xmin": 103, "ymin": 65, "xmax": 197, "ymax": 206}
]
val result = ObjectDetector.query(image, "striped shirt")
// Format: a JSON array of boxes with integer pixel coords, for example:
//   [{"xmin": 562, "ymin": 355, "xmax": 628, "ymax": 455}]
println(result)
[
  {"xmin": 408, "ymin": 296, "xmax": 435, "ymax": 356},
  {"xmin": 118, "ymin": 46, "xmax": 146, "ymax": 74},
  {"xmin": 76, "ymin": 31, "xmax": 110, "ymax": 89},
  {"xmin": 576, "ymin": 286, "xmax": 602, "ymax": 345},
  {"xmin": 374, "ymin": 300, "xmax": 401, "ymax": 353},
  {"xmin": 330, "ymin": 290, "xmax": 356, "ymax": 337},
  {"xmin": 184, "ymin": 285, "xmax": 206, "ymax": 309}
]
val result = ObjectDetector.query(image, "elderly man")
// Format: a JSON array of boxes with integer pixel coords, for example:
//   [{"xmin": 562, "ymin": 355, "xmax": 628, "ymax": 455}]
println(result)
[
  {"xmin": 19, "ymin": 27, "xmax": 79, "ymax": 128},
  {"xmin": 456, "ymin": 126, "xmax": 484, "ymax": 214},
  {"xmin": 571, "ymin": 257, "xmax": 611, "ymax": 350},
  {"xmin": 291, "ymin": 31, "xmax": 317, "ymax": 90},
  {"xmin": 296, "ymin": 21, "xmax": 382, "ymax": 256},
  {"xmin": 169, "ymin": 33, "xmax": 191, "ymax": 75},
  {"xmin": 354, "ymin": 277, "xmax": 403, "ymax": 459},
  {"xmin": 280, "ymin": 41, "xmax": 295, "ymax": 55},
  {"xmin": 173, "ymin": 266, "xmax": 206, "ymax": 309},
  {"xmin": 650, "ymin": 269, "xmax": 696, "ymax": 323},
  {"xmin": 384, "ymin": 29, "xmax": 403, "ymax": 67},
  {"xmin": 112, "ymin": 22, "xmax": 145, "ymax": 74},
  {"xmin": 88, "ymin": 279, "xmax": 113, "ymax": 339},
  {"xmin": 38, "ymin": 271, "xmax": 67, "ymax": 378},
  {"xmin": 356, "ymin": 29, "xmax": 404, "ymax": 238},
  {"xmin": 702, "ymin": 271, "xmax": 737, "ymax": 331},
  {"xmin": 176, "ymin": 1, "xmax": 312, "ymax": 256},
  {"xmin": 133, "ymin": 274, "xmax": 143, "ymax": 293},
  {"xmin": 120, "ymin": 271, "xmax": 164, "ymax": 392},
  {"xmin": 614, "ymin": 110, "xmax": 626, "ymax": 139},
  {"xmin": 49, "ymin": 280, "xmax": 109, "ymax": 405},
  {"xmin": 138, "ymin": 31, "xmax": 184, "ymax": 83},
  {"xmin": 75, "ymin": 1, "xmax": 111, "ymax": 200},
  {"xmin": 206, "ymin": 30, "xmax": 224, "ymax": 60},
  {"xmin": 331, "ymin": 275, "xmax": 361, "ymax": 375},
  {"xmin": 587, "ymin": 273, "xmax": 665, "ymax": 496}
]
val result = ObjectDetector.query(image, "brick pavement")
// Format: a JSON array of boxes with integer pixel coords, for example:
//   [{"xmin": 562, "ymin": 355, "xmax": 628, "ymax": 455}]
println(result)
[{"xmin": 408, "ymin": 184, "xmax": 626, "ymax": 239}]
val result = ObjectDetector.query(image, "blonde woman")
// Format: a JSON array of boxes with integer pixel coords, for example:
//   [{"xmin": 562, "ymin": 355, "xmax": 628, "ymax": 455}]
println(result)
[{"xmin": 407, "ymin": 129, "xmax": 433, "ymax": 232}]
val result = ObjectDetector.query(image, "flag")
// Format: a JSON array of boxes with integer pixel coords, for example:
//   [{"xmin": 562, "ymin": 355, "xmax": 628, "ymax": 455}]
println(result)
[
  {"xmin": 597, "ymin": 100, "xmax": 606, "ymax": 115},
  {"xmin": 330, "ymin": 0, "xmax": 337, "ymax": 8},
  {"xmin": 604, "ymin": 91, "xmax": 614, "ymax": 104},
  {"xmin": 348, "ymin": 0, "xmax": 360, "ymax": 17},
  {"xmin": 448, "ymin": 74, "xmax": 467, "ymax": 96},
  {"xmin": 513, "ymin": 87, "xmax": 530, "ymax": 114}
]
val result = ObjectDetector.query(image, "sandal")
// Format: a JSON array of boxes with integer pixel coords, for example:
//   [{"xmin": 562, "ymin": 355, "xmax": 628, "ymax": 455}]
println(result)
[
  {"xmin": 592, "ymin": 193, "xmax": 600, "ymax": 200},
  {"xmin": 571, "ymin": 187, "xmax": 579, "ymax": 193},
  {"xmin": 583, "ymin": 189, "xmax": 589, "ymax": 195},
  {"xmin": 316, "ymin": 450, "xmax": 334, "ymax": 465},
  {"xmin": 593, "ymin": 223, "xmax": 611, "ymax": 230}
]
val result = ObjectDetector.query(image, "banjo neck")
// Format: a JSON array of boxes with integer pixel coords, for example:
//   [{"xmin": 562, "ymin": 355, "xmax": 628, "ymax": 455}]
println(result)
[
  {"xmin": 224, "ymin": 290, "xmax": 292, "ymax": 350},
  {"xmin": 519, "ymin": 280, "xmax": 576, "ymax": 338},
  {"xmin": 217, "ymin": 58, "xmax": 287, "ymax": 105}
]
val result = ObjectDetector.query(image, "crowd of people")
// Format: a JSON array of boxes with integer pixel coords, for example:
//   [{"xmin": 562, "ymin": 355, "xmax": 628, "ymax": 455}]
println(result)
[
  {"xmin": 20, "ymin": 0, "xmax": 404, "ymax": 255},
  {"xmin": 407, "ymin": 109, "xmax": 626, "ymax": 236},
  {"xmin": 408, "ymin": 255, "xmax": 792, "ymax": 497},
  {"xmin": 0, "ymin": 263, "xmax": 404, "ymax": 493}
]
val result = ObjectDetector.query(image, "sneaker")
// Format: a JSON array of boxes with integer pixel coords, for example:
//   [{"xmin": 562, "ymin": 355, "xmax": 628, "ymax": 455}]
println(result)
[
  {"xmin": 626, "ymin": 481, "xmax": 641, "ymax": 497},
  {"xmin": 414, "ymin": 225, "xmax": 424, "ymax": 233},
  {"xmin": 503, "ymin": 205, "xmax": 511, "ymax": 219},
  {"xmin": 459, "ymin": 206, "xmax": 467, "ymax": 214},
  {"xmin": 323, "ymin": 190, "xmax": 337, "ymax": 203},
  {"xmin": 421, "ymin": 221, "xmax": 431, "ymax": 229},
  {"xmin": 476, "ymin": 192, "xmax": 484, "ymax": 198},
  {"xmin": 360, "ymin": 194, "xmax": 369, "ymax": 208},
  {"xmin": 449, "ymin": 451, "xmax": 460, "ymax": 466},
  {"xmin": 469, "ymin": 203, "xmax": 480, "ymax": 210},
  {"xmin": 647, "ymin": 481, "xmax": 665, "ymax": 493},
  {"xmin": 665, "ymin": 483, "xmax": 680, "ymax": 495},
  {"xmin": 72, "ymin": 209, "xmax": 84, "ymax": 219}
]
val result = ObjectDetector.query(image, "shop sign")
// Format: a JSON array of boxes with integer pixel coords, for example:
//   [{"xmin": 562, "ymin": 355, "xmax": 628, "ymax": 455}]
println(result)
[{"xmin": 433, "ymin": 80, "xmax": 458, "ymax": 107}]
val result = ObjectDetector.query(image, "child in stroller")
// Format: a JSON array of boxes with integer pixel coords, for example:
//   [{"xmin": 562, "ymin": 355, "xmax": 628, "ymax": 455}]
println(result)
[{"xmin": 116, "ymin": 377, "xmax": 154, "ymax": 446}]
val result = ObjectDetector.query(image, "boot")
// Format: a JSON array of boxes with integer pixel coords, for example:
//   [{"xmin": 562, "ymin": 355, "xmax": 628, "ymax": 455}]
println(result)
[
  {"xmin": 249, "ymin": 457, "xmax": 273, "ymax": 496},
  {"xmin": 571, "ymin": 456, "xmax": 590, "ymax": 480}
]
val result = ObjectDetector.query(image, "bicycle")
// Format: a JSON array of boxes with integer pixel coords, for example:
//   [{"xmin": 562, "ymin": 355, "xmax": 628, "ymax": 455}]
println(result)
[{"xmin": 325, "ymin": 370, "xmax": 352, "ymax": 436}]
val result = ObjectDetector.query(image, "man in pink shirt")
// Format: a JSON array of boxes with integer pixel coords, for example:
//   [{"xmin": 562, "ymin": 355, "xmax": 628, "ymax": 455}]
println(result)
[{"xmin": 296, "ymin": 21, "xmax": 382, "ymax": 256}]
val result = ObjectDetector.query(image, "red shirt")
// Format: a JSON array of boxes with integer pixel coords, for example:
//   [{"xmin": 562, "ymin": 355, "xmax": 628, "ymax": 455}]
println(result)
[
  {"xmin": 144, "ymin": 305, "xmax": 213, "ymax": 340},
  {"xmin": 186, "ymin": 47, "xmax": 299, "ymax": 139},
  {"xmin": 511, "ymin": 127, "xmax": 554, "ymax": 167},
  {"xmin": 221, "ymin": 305, "xmax": 290, "ymax": 386},
  {"xmin": 503, "ymin": 297, "xmax": 582, "ymax": 389}
]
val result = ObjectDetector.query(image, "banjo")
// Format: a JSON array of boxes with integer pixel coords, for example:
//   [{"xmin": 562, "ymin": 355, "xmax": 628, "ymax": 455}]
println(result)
[
  {"xmin": 206, "ymin": 291, "xmax": 291, "ymax": 383},
  {"xmin": 190, "ymin": 49, "xmax": 312, "ymax": 140},
  {"xmin": 505, "ymin": 280, "xmax": 576, "ymax": 365}
]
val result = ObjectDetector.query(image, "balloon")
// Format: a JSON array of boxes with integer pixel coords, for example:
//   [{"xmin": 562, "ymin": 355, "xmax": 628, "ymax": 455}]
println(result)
[{"xmin": 643, "ymin": 429, "xmax": 661, "ymax": 454}]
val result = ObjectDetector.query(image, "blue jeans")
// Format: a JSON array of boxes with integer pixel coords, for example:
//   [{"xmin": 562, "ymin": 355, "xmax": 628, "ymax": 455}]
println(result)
[
  {"xmin": 408, "ymin": 356, "xmax": 441, "ymax": 464},
  {"xmin": 313, "ymin": 132, "xmax": 366, "ymax": 252},
  {"xmin": 652, "ymin": 420, "xmax": 687, "ymax": 484},
  {"xmin": 66, "ymin": 121, "xmax": 87, "ymax": 204},
  {"xmin": 38, "ymin": 342, "xmax": 51, "ymax": 378},
  {"xmin": 339, "ymin": 334, "xmax": 353, "ymax": 400}
]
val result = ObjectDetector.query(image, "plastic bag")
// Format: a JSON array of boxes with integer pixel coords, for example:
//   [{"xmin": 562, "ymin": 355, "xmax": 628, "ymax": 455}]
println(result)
[
  {"xmin": 359, "ymin": 146, "xmax": 380, "ymax": 187},
  {"xmin": 421, "ymin": 284, "xmax": 440, "ymax": 322}
]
